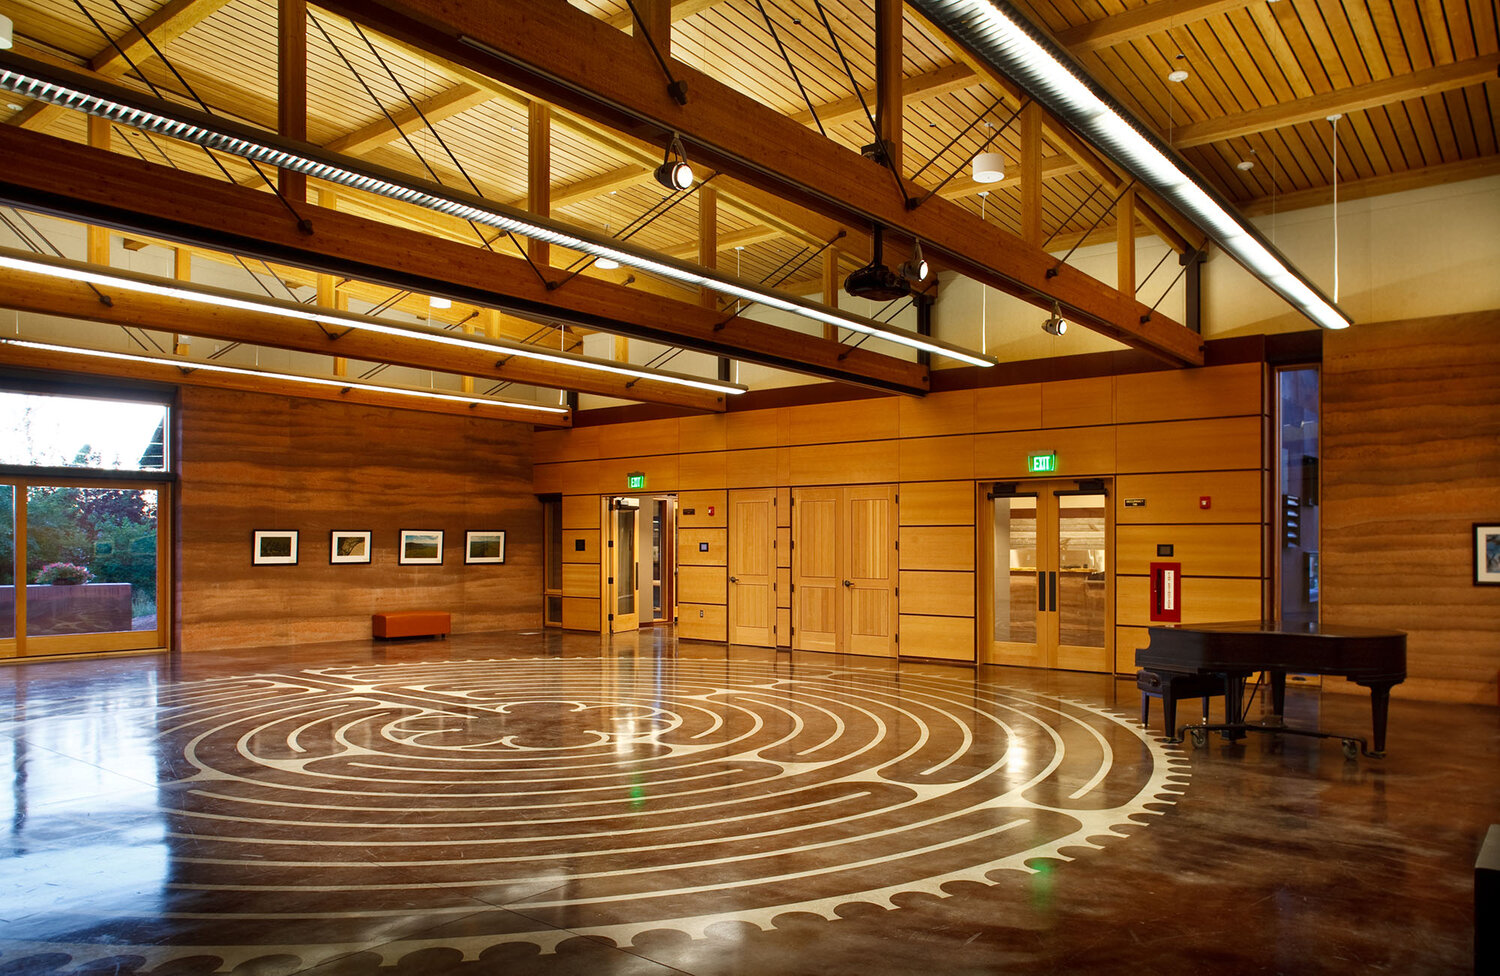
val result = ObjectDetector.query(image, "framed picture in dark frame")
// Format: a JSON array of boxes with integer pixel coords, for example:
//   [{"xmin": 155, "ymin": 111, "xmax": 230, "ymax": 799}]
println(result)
[
  {"xmin": 399, "ymin": 529, "xmax": 444, "ymax": 565},
  {"xmin": 465, "ymin": 530, "xmax": 506, "ymax": 564},
  {"xmin": 1475, "ymin": 523, "xmax": 1500, "ymax": 585},
  {"xmin": 330, "ymin": 530, "xmax": 372, "ymax": 564},
  {"xmin": 253, "ymin": 530, "xmax": 298, "ymax": 565}
]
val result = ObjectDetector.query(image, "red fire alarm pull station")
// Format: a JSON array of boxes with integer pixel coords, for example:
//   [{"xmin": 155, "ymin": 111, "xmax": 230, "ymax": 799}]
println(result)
[{"xmin": 1150, "ymin": 561, "xmax": 1182, "ymax": 622}]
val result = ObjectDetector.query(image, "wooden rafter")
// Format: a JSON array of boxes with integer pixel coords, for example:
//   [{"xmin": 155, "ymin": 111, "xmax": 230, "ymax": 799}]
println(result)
[
  {"xmin": 1051, "ymin": 0, "xmax": 1258, "ymax": 54},
  {"xmin": 1173, "ymin": 54, "xmax": 1500, "ymax": 149},
  {"xmin": 0, "ymin": 263, "xmax": 725, "ymax": 411},
  {"xmin": 0, "ymin": 336, "xmax": 565, "ymax": 425},
  {"xmin": 12, "ymin": 0, "xmax": 233, "ymax": 131}
]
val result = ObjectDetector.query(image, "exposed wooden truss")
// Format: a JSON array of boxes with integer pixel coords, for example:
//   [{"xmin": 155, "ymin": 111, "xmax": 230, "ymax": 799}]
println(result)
[
  {"xmin": 0, "ymin": 124, "xmax": 932, "ymax": 395},
  {"xmin": 315, "ymin": 0, "xmax": 1203, "ymax": 364}
]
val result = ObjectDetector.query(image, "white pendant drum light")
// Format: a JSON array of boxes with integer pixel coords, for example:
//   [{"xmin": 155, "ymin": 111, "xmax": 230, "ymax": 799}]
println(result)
[
  {"xmin": 0, "ymin": 15, "xmax": 12, "ymax": 51},
  {"xmin": 972, "ymin": 151, "xmax": 1006, "ymax": 183}
]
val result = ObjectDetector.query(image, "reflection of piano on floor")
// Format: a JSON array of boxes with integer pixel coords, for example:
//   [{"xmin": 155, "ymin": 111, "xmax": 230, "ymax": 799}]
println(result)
[{"xmin": 1136, "ymin": 619, "xmax": 1406, "ymax": 758}]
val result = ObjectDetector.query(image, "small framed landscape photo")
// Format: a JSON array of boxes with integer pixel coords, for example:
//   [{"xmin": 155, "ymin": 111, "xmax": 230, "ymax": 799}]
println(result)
[
  {"xmin": 465, "ymin": 530, "xmax": 506, "ymax": 564},
  {"xmin": 1475, "ymin": 523, "xmax": 1500, "ymax": 585},
  {"xmin": 253, "ymin": 530, "xmax": 298, "ymax": 566},
  {"xmin": 399, "ymin": 529, "xmax": 444, "ymax": 565},
  {"xmin": 330, "ymin": 530, "xmax": 372, "ymax": 565}
]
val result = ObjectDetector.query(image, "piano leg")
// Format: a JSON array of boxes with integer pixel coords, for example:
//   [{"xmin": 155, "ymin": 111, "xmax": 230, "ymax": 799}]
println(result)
[
  {"xmin": 1222, "ymin": 672, "xmax": 1246, "ymax": 741},
  {"xmin": 1269, "ymin": 671, "xmax": 1287, "ymax": 727},
  {"xmin": 1366, "ymin": 681, "xmax": 1395, "ymax": 757},
  {"xmin": 1161, "ymin": 680, "xmax": 1180, "ymax": 743}
]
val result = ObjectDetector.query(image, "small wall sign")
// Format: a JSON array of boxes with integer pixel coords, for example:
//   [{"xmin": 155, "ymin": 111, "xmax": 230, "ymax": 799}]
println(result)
[
  {"xmin": 1027, "ymin": 451, "xmax": 1057, "ymax": 474},
  {"xmin": 1124, "ymin": 498, "xmax": 1147, "ymax": 508},
  {"xmin": 626, "ymin": 471, "xmax": 646, "ymax": 490}
]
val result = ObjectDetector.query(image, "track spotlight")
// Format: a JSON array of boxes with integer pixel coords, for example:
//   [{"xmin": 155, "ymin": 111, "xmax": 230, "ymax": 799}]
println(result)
[
  {"xmin": 1042, "ymin": 301, "xmax": 1068, "ymax": 336},
  {"xmin": 654, "ymin": 133, "xmax": 694, "ymax": 191},
  {"xmin": 900, "ymin": 240, "xmax": 929, "ymax": 283}
]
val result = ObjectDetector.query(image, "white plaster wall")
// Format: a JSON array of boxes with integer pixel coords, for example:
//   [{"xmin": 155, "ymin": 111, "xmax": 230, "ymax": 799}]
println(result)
[{"xmin": 1202, "ymin": 174, "xmax": 1500, "ymax": 337}]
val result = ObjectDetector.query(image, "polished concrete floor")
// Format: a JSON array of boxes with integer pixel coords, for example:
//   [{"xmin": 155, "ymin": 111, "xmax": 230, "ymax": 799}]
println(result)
[{"xmin": 0, "ymin": 629, "xmax": 1495, "ymax": 975}]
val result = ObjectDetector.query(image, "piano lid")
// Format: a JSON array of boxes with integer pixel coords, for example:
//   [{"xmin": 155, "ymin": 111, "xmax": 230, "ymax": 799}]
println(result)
[{"xmin": 1152, "ymin": 619, "xmax": 1406, "ymax": 640}]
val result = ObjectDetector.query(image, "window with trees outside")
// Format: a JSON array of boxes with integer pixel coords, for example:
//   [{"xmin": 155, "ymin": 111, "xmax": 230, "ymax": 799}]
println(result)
[{"xmin": 1, "ymin": 385, "xmax": 170, "ymax": 658}]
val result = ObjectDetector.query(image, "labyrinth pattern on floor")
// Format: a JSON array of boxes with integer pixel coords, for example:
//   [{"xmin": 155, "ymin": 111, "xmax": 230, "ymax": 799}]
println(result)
[{"xmin": 0, "ymin": 656, "xmax": 1188, "ymax": 972}]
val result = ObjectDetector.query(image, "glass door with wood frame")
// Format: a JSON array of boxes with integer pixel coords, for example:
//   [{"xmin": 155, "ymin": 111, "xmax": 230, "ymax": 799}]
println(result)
[
  {"xmin": 605, "ymin": 496, "xmax": 641, "ymax": 634},
  {"xmin": 980, "ymin": 480, "xmax": 1111, "ymax": 672}
]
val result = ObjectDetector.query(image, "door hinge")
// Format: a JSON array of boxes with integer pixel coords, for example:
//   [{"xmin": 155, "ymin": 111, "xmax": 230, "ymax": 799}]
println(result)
[
  {"xmin": 608, "ymin": 539, "xmax": 614, "ymax": 548},
  {"xmin": 894, "ymin": 539, "xmax": 899, "ymax": 550},
  {"xmin": 895, "ymin": 632, "xmax": 899, "ymax": 643},
  {"xmin": 894, "ymin": 586, "xmax": 899, "ymax": 597},
  {"xmin": 608, "ymin": 613, "xmax": 614, "ymax": 621}
]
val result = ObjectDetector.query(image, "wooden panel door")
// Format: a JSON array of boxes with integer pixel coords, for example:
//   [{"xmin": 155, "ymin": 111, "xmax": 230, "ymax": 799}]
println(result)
[
  {"xmin": 791, "ymin": 487, "xmax": 841, "ymax": 653},
  {"xmin": 728, "ymin": 488, "xmax": 777, "ymax": 646},
  {"xmin": 845, "ymin": 485, "xmax": 898, "ymax": 657}
]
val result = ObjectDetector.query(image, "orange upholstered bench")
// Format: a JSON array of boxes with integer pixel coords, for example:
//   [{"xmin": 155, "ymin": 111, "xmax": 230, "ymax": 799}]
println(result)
[{"xmin": 372, "ymin": 611, "xmax": 451, "ymax": 639}]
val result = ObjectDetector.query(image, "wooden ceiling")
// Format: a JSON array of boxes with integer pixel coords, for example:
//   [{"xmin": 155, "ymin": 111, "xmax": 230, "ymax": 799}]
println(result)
[{"xmin": 0, "ymin": 0, "xmax": 1494, "ymax": 412}]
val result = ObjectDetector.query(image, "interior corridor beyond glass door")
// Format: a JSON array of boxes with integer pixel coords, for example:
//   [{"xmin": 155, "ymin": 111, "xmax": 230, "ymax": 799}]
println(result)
[{"xmin": 980, "ymin": 480, "xmax": 1112, "ymax": 672}]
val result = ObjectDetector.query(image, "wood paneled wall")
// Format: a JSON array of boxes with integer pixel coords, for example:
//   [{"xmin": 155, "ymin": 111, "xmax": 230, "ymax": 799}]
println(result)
[
  {"xmin": 537, "ymin": 362, "xmax": 1269, "ymax": 674},
  {"xmin": 179, "ymin": 387, "xmax": 540, "ymax": 650},
  {"xmin": 1323, "ymin": 310, "xmax": 1500, "ymax": 704}
]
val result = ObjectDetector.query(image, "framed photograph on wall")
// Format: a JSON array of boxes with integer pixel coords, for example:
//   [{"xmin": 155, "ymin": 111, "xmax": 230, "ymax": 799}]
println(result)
[
  {"xmin": 399, "ymin": 529, "xmax": 444, "ymax": 565},
  {"xmin": 465, "ymin": 530, "xmax": 506, "ymax": 564},
  {"xmin": 330, "ymin": 530, "xmax": 372, "ymax": 565},
  {"xmin": 1475, "ymin": 523, "xmax": 1500, "ymax": 585},
  {"xmin": 253, "ymin": 530, "xmax": 298, "ymax": 565}
]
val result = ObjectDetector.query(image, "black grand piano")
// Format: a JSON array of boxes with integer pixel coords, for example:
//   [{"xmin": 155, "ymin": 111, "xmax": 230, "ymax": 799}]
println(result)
[{"xmin": 1136, "ymin": 619, "xmax": 1406, "ymax": 758}]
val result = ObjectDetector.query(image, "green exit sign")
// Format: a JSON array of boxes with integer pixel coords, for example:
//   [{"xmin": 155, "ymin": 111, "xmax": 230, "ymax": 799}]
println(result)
[
  {"xmin": 1028, "ymin": 451, "xmax": 1057, "ymax": 474},
  {"xmin": 626, "ymin": 471, "xmax": 646, "ymax": 490}
]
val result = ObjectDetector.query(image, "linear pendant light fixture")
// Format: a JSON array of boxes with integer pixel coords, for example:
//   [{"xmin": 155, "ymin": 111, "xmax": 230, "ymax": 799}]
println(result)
[
  {"xmin": 0, "ymin": 246, "xmax": 747, "ymax": 397},
  {"xmin": 0, "ymin": 52, "xmax": 998, "ymax": 368},
  {"xmin": 910, "ymin": 0, "xmax": 1352, "ymax": 331},
  {"xmin": 0, "ymin": 335, "xmax": 571, "ymax": 416}
]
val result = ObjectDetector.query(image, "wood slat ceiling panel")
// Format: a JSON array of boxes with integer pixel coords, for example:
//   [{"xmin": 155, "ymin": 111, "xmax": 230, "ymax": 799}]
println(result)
[{"xmin": 1006, "ymin": 0, "xmax": 1496, "ymax": 212}]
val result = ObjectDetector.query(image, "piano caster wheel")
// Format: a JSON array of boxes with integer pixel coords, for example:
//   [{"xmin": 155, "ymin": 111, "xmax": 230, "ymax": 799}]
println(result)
[
  {"xmin": 1341, "ymin": 739, "xmax": 1359, "ymax": 760},
  {"xmin": 1189, "ymin": 729, "xmax": 1207, "ymax": 749}
]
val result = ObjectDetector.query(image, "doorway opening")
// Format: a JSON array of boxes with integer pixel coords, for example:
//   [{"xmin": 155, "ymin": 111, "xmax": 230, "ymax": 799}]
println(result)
[
  {"xmin": 604, "ymin": 494, "xmax": 676, "ymax": 633},
  {"xmin": 978, "ymin": 478, "xmax": 1112, "ymax": 672}
]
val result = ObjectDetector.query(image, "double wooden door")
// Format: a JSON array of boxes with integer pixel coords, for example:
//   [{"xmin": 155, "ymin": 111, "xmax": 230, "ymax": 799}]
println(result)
[
  {"xmin": 791, "ymin": 485, "xmax": 898, "ymax": 656},
  {"xmin": 980, "ymin": 480, "xmax": 1112, "ymax": 671}
]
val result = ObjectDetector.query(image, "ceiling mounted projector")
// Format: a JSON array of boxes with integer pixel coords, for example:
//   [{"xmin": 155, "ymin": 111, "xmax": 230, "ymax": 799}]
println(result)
[
  {"xmin": 843, "ymin": 263, "xmax": 911, "ymax": 301},
  {"xmin": 845, "ymin": 226, "xmax": 914, "ymax": 301}
]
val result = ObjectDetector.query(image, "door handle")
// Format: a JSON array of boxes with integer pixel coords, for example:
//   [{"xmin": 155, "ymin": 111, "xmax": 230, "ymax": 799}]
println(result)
[
  {"xmin": 729, "ymin": 576, "xmax": 739, "ymax": 584},
  {"xmin": 1038, "ymin": 571, "xmax": 1046, "ymax": 611},
  {"xmin": 1048, "ymin": 571, "xmax": 1058, "ymax": 613},
  {"xmin": 843, "ymin": 579, "xmax": 853, "ymax": 587}
]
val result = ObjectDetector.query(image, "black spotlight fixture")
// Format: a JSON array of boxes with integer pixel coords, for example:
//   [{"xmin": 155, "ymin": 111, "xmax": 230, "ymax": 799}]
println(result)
[
  {"xmin": 654, "ymin": 133, "xmax": 694, "ymax": 191},
  {"xmin": 844, "ymin": 226, "xmax": 912, "ymax": 301},
  {"xmin": 899, "ymin": 240, "xmax": 929, "ymax": 283},
  {"xmin": 1042, "ymin": 300, "xmax": 1068, "ymax": 336}
]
